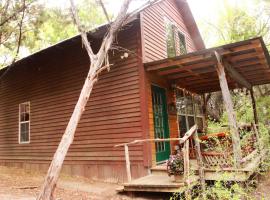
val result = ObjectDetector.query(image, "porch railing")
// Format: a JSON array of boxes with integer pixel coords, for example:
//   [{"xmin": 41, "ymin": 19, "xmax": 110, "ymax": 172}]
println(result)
[
  {"xmin": 114, "ymin": 125, "xmax": 206, "ymax": 192},
  {"xmin": 200, "ymin": 122, "xmax": 263, "ymax": 168}
]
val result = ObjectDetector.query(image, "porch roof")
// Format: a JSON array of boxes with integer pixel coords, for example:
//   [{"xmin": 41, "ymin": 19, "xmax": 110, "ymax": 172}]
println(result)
[{"xmin": 145, "ymin": 37, "xmax": 270, "ymax": 94}]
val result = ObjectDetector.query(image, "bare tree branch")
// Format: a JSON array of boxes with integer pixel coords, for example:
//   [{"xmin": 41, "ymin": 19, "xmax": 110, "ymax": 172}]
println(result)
[
  {"xmin": 69, "ymin": 0, "xmax": 94, "ymax": 60},
  {"xmin": 12, "ymin": 0, "xmax": 26, "ymax": 63},
  {"xmin": 98, "ymin": 0, "xmax": 111, "ymax": 23},
  {"xmin": 0, "ymin": 2, "xmax": 28, "ymax": 27},
  {"xmin": 0, "ymin": 0, "xmax": 26, "ymax": 81}
]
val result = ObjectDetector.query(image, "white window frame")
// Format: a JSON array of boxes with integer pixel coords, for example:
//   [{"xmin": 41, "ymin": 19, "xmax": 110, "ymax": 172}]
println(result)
[{"xmin": 19, "ymin": 102, "xmax": 30, "ymax": 144}]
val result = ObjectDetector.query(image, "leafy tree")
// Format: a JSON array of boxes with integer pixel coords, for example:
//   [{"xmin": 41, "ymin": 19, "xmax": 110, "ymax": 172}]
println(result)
[
  {"xmin": 201, "ymin": 0, "xmax": 270, "ymax": 48},
  {"xmin": 198, "ymin": 1, "xmax": 270, "ymax": 124},
  {"xmin": 0, "ymin": 0, "xmax": 43, "ymax": 68},
  {"xmin": 0, "ymin": 0, "xmax": 107, "ymax": 68}
]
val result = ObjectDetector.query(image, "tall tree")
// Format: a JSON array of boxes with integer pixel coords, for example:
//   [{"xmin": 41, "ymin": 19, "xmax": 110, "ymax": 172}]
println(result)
[
  {"xmin": 198, "ymin": 1, "xmax": 270, "ymax": 122},
  {"xmin": 37, "ymin": 0, "xmax": 133, "ymax": 199},
  {"xmin": 0, "ymin": 0, "xmax": 107, "ymax": 69},
  {"xmin": 0, "ymin": 0, "xmax": 41, "ymax": 68},
  {"xmin": 24, "ymin": 0, "xmax": 107, "ymax": 54},
  {"xmin": 200, "ymin": 0, "xmax": 270, "ymax": 48}
]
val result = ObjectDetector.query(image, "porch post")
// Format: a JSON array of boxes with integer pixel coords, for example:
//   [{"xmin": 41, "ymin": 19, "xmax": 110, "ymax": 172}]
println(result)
[
  {"xmin": 202, "ymin": 94, "xmax": 208, "ymax": 133},
  {"xmin": 250, "ymin": 87, "xmax": 259, "ymax": 125},
  {"xmin": 214, "ymin": 51, "xmax": 242, "ymax": 167}
]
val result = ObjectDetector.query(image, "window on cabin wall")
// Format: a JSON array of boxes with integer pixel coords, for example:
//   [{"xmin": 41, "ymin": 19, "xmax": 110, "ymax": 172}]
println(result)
[
  {"xmin": 165, "ymin": 18, "xmax": 187, "ymax": 58},
  {"xmin": 19, "ymin": 102, "xmax": 30, "ymax": 143},
  {"xmin": 175, "ymin": 89, "xmax": 204, "ymax": 137},
  {"xmin": 178, "ymin": 32, "xmax": 187, "ymax": 55},
  {"xmin": 165, "ymin": 19, "xmax": 176, "ymax": 57}
]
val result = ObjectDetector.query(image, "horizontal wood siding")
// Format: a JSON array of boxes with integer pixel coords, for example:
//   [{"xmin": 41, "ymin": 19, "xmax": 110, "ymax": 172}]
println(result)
[
  {"xmin": 0, "ymin": 22, "xmax": 147, "ymax": 182},
  {"xmin": 141, "ymin": 0, "xmax": 197, "ymax": 62}
]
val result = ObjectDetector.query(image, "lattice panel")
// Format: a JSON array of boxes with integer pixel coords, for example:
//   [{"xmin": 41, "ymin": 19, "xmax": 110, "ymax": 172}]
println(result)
[{"xmin": 202, "ymin": 153, "xmax": 233, "ymax": 168}]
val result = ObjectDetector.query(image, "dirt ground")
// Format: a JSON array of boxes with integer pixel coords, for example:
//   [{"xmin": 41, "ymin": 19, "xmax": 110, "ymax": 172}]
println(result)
[
  {"xmin": 252, "ymin": 170, "xmax": 270, "ymax": 199},
  {"xmin": 1, "ymin": 166, "xmax": 270, "ymax": 200},
  {"xmin": 0, "ymin": 166, "xmax": 169, "ymax": 200}
]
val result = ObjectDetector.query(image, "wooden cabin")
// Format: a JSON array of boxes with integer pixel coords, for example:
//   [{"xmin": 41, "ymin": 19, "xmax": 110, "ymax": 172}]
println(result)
[{"xmin": 0, "ymin": 0, "xmax": 270, "ymax": 193}]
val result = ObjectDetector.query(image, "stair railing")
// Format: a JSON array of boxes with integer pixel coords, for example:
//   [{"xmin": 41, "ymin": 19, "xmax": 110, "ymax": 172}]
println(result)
[{"xmin": 114, "ymin": 124, "xmax": 205, "ymax": 193}]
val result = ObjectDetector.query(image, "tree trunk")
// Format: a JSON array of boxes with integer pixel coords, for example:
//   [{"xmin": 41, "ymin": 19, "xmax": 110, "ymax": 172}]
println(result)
[
  {"xmin": 37, "ymin": 65, "xmax": 96, "ymax": 200},
  {"xmin": 37, "ymin": 0, "xmax": 132, "ymax": 199}
]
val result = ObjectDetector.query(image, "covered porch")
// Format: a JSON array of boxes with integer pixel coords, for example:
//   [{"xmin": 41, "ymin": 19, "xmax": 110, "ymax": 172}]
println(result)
[{"xmin": 116, "ymin": 37, "xmax": 270, "ymax": 193}]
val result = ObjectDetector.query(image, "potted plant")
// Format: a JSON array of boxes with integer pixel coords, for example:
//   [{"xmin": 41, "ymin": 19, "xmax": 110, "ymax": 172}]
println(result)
[{"xmin": 167, "ymin": 153, "xmax": 184, "ymax": 182}]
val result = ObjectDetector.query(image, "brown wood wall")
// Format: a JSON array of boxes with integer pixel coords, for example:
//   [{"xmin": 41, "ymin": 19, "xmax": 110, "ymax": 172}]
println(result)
[
  {"xmin": 141, "ymin": 0, "xmax": 197, "ymax": 62},
  {"xmin": 0, "ymin": 22, "xmax": 147, "ymax": 182},
  {"xmin": 141, "ymin": 0, "xmax": 199, "ymax": 165}
]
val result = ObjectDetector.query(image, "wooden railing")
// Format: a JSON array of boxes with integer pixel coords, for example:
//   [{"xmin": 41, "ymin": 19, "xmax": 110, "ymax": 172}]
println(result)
[
  {"xmin": 240, "ymin": 123, "xmax": 263, "ymax": 166},
  {"xmin": 200, "ymin": 122, "xmax": 263, "ymax": 168},
  {"xmin": 114, "ymin": 125, "xmax": 206, "ymax": 192}
]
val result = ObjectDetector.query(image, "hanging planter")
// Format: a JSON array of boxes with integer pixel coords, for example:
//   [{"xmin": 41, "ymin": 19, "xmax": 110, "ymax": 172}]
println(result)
[{"xmin": 167, "ymin": 153, "xmax": 184, "ymax": 182}]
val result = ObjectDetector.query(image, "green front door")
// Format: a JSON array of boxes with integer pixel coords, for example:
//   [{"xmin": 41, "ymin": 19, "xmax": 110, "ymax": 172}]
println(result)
[{"xmin": 151, "ymin": 85, "xmax": 171, "ymax": 163}]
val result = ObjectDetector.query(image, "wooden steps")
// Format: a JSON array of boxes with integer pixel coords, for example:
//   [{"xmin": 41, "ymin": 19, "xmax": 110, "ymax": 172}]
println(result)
[
  {"xmin": 151, "ymin": 159, "xmax": 199, "ymax": 175},
  {"xmin": 122, "ymin": 174, "xmax": 199, "ymax": 192},
  {"xmin": 122, "ymin": 163, "xmax": 200, "ymax": 193}
]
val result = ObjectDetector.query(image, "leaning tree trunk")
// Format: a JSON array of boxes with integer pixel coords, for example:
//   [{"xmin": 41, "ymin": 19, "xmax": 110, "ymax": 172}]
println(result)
[
  {"xmin": 36, "ymin": 65, "xmax": 97, "ymax": 200},
  {"xmin": 37, "ymin": 0, "xmax": 132, "ymax": 199}
]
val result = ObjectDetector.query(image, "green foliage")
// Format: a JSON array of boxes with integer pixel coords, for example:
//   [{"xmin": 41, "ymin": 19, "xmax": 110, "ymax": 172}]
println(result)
[
  {"xmin": 0, "ymin": 0, "xmax": 43, "ymax": 67},
  {"xmin": 207, "ymin": 118, "xmax": 228, "ymax": 134},
  {"xmin": 232, "ymin": 90, "xmax": 254, "ymax": 123},
  {"xmin": 257, "ymin": 95, "xmax": 270, "ymax": 126},
  {"xmin": 77, "ymin": 0, "xmax": 108, "ymax": 31},
  {"xmin": 0, "ymin": 0, "xmax": 107, "ymax": 68},
  {"xmin": 23, "ymin": 7, "xmax": 77, "ymax": 53},
  {"xmin": 26, "ymin": 0, "xmax": 107, "ymax": 53},
  {"xmin": 200, "ymin": 0, "xmax": 270, "ymax": 50},
  {"xmin": 203, "ymin": 181, "xmax": 252, "ymax": 200}
]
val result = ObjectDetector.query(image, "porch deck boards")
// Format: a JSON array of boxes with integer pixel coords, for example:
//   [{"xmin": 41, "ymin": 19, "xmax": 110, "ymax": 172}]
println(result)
[{"xmin": 122, "ymin": 174, "xmax": 199, "ymax": 192}]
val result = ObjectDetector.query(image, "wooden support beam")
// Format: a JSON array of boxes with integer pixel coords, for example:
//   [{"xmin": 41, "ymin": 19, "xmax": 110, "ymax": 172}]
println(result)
[
  {"xmin": 193, "ymin": 130, "xmax": 206, "ymax": 199},
  {"xmin": 146, "ymin": 54, "xmax": 213, "ymax": 71},
  {"xmin": 125, "ymin": 144, "xmax": 132, "ymax": 182},
  {"xmin": 250, "ymin": 87, "xmax": 259, "ymax": 125},
  {"xmin": 252, "ymin": 123, "xmax": 263, "ymax": 154},
  {"xmin": 158, "ymin": 60, "xmax": 215, "ymax": 75},
  {"xmin": 224, "ymin": 61, "xmax": 252, "ymax": 89},
  {"xmin": 183, "ymin": 139, "xmax": 191, "ymax": 200},
  {"xmin": 202, "ymin": 94, "xmax": 208, "ymax": 133},
  {"xmin": 214, "ymin": 51, "xmax": 242, "ymax": 167},
  {"xmin": 235, "ymin": 59, "xmax": 266, "ymax": 68}
]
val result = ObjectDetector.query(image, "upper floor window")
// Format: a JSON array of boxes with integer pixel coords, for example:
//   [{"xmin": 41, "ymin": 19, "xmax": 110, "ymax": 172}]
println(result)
[
  {"xmin": 178, "ymin": 32, "xmax": 187, "ymax": 55},
  {"xmin": 165, "ymin": 20, "xmax": 176, "ymax": 58},
  {"xmin": 165, "ymin": 19, "xmax": 187, "ymax": 57},
  {"xmin": 19, "ymin": 102, "xmax": 30, "ymax": 143}
]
